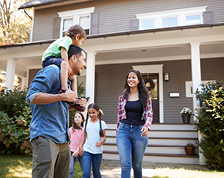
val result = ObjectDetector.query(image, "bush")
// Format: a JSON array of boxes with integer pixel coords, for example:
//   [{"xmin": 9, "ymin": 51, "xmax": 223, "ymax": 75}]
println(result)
[
  {"xmin": 0, "ymin": 88, "xmax": 29, "ymax": 118},
  {"xmin": 0, "ymin": 87, "xmax": 32, "ymax": 155},
  {"xmin": 194, "ymin": 81, "xmax": 224, "ymax": 170}
]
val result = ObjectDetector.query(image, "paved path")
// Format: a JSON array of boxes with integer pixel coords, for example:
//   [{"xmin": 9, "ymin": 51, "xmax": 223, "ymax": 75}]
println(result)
[{"xmin": 100, "ymin": 160, "xmax": 209, "ymax": 178}]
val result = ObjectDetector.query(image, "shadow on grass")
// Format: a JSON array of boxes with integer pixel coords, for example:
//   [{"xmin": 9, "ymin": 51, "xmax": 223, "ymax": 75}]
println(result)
[{"xmin": 0, "ymin": 154, "xmax": 32, "ymax": 178}]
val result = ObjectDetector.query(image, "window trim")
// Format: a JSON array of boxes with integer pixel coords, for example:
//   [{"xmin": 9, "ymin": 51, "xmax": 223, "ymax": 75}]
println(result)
[
  {"xmin": 136, "ymin": 6, "xmax": 207, "ymax": 29},
  {"xmin": 58, "ymin": 7, "xmax": 95, "ymax": 37}
]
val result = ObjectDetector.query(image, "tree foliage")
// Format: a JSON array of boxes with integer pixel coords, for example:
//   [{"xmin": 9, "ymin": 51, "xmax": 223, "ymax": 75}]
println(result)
[
  {"xmin": 194, "ymin": 81, "xmax": 224, "ymax": 170},
  {"xmin": 0, "ymin": 0, "xmax": 32, "ymax": 45}
]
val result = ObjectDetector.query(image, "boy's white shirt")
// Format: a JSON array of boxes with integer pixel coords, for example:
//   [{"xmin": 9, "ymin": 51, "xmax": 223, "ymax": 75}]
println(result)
[{"xmin": 84, "ymin": 120, "xmax": 107, "ymax": 154}]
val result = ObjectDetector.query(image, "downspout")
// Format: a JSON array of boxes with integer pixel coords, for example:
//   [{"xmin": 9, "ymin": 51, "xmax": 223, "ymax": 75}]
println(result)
[{"xmin": 24, "ymin": 8, "xmax": 32, "ymax": 20}]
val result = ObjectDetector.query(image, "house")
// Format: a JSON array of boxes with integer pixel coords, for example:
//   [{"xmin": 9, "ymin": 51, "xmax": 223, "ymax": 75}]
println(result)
[{"xmin": 0, "ymin": 0, "xmax": 224, "ymax": 165}]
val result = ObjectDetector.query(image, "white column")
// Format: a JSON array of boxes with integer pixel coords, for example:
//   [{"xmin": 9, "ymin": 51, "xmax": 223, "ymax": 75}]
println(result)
[
  {"xmin": 190, "ymin": 42, "xmax": 201, "ymax": 117},
  {"xmin": 190, "ymin": 42, "xmax": 205, "ymax": 165},
  {"xmin": 5, "ymin": 58, "xmax": 16, "ymax": 91},
  {"xmin": 85, "ymin": 51, "xmax": 96, "ymax": 104}
]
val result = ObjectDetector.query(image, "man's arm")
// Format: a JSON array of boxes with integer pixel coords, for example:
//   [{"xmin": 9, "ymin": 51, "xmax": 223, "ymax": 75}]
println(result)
[{"xmin": 33, "ymin": 89, "xmax": 77, "ymax": 105}]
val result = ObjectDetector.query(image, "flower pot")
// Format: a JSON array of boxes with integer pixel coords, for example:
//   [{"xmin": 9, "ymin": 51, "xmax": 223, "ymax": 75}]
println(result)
[
  {"xmin": 181, "ymin": 114, "xmax": 191, "ymax": 124},
  {"xmin": 185, "ymin": 146, "xmax": 195, "ymax": 156}
]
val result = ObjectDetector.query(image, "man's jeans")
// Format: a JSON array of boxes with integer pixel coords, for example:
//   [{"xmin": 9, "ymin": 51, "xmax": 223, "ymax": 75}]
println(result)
[
  {"xmin": 116, "ymin": 123, "xmax": 148, "ymax": 178},
  {"xmin": 82, "ymin": 151, "xmax": 102, "ymax": 178},
  {"xmin": 69, "ymin": 151, "xmax": 83, "ymax": 178}
]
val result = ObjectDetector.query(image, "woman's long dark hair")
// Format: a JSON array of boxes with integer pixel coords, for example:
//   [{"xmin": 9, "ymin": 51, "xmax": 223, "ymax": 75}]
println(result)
[
  {"xmin": 72, "ymin": 112, "xmax": 84, "ymax": 130},
  {"xmin": 123, "ymin": 69, "xmax": 149, "ymax": 108},
  {"xmin": 85, "ymin": 103, "xmax": 104, "ymax": 137}
]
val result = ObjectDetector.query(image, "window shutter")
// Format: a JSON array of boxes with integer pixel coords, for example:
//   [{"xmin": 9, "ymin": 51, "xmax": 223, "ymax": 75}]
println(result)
[
  {"xmin": 53, "ymin": 17, "xmax": 61, "ymax": 39},
  {"xmin": 90, "ymin": 12, "xmax": 99, "ymax": 35},
  {"xmin": 203, "ymin": 11, "xmax": 214, "ymax": 24},
  {"xmin": 130, "ymin": 19, "xmax": 139, "ymax": 31}
]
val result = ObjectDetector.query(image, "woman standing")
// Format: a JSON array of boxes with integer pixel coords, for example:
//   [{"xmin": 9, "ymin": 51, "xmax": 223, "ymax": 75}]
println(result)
[{"xmin": 116, "ymin": 69, "xmax": 153, "ymax": 178}]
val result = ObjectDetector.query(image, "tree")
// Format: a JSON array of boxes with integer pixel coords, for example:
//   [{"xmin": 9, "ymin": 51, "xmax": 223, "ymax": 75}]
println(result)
[{"xmin": 0, "ymin": 0, "xmax": 32, "ymax": 45}]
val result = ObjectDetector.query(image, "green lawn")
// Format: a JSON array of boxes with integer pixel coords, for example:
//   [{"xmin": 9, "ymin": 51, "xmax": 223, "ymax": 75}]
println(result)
[{"xmin": 0, "ymin": 154, "xmax": 82, "ymax": 178}]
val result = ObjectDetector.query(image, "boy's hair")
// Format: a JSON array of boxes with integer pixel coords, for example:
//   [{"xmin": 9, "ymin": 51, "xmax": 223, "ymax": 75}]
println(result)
[
  {"xmin": 68, "ymin": 45, "xmax": 85, "ymax": 59},
  {"xmin": 65, "ymin": 25, "xmax": 86, "ymax": 40},
  {"xmin": 72, "ymin": 112, "xmax": 84, "ymax": 130},
  {"xmin": 85, "ymin": 103, "xmax": 104, "ymax": 137}
]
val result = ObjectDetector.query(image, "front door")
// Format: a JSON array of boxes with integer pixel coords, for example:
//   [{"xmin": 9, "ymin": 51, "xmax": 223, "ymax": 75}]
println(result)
[{"xmin": 142, "ymin": 73, "xmax": 159, "ymax": 123}]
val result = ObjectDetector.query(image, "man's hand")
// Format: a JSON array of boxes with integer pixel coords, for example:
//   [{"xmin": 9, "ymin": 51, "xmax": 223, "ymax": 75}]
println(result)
[
  {"xmin": 75, "ymin": 98, "xmax": 87, "ymax": 108},
  {"xmin": 64, "ymin": 89, "xmax": 76, "ymax": 102},
  {"xmin": 79, "ymin": 146, "xmax": 83, "ymax": 157}
]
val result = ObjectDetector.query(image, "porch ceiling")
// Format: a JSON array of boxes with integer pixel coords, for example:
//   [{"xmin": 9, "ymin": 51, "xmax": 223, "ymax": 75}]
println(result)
[{"xmin": 0, "ymin": 25, "xmax": 223, "ymax": 76}]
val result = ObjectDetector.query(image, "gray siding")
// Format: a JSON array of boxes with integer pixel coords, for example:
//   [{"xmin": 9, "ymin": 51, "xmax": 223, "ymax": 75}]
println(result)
[
  {"xmin": 28, "ymin": 69, "xmax": 41, "ymax": 87},
  {"xmin": 95, "ymin": 58, "xmax": 224, "ymax": 124},
  {"xmin": 32, "ymin": 0, "xmax": 224, "ymax": 41}
]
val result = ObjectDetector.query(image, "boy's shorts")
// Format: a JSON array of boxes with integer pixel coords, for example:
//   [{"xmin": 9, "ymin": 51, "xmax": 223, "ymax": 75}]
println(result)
[{"xmin": 42, "ymin": 56, "xmax": 63, "ymax": 68}]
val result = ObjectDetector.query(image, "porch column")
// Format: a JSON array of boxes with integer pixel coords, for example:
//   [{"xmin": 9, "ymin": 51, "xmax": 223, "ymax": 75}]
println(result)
[
  {"xmin": 190, "ymin": 42, "xmax": 205, "ymax": 165},
  {"xmin": 190, "ymin": 42, "xmax": 201, "ymax": 116},
  {"xmin": 85, "ymin": 51, "xmax": 96, "ymax": 104},
  {"xmin": 5, "ymin": 58, "xmax": 16, "ymax": 91}
]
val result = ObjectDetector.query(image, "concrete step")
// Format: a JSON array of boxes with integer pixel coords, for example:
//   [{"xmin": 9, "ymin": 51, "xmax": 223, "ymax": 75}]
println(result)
[
  {"xmin": 104, "ymin": 144, "xmax": 199, "ymax": 155},
  {"xmin": 106, "ymin": 123, "xmax": 197, "ymax": 130},
  {"xmin": 105, "ymin": 136, "xmax": 198, "ymax": 146},
  {"xmin": 103, "ymin": 151, "xmax": 199, "ymax": 164},
  {"xmin": 106, "ymin": 129, "xmax": 198, "ymax": 138}
]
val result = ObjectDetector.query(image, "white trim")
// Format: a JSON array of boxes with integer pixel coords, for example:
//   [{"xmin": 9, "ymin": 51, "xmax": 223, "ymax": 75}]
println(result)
[
  {"xmin": 185, "ymin": 80, "xmax": 216, "ymax": 97},
  {"xmin": 58, "ymin": 7, "xmax": 95, "ymax": 37},
  {"xmin": 136, "ymin": 6, "xmax": 207, "ymax": 29},
  {"xmin": 132, "ymin": 65, "xmax": 164, "ymax": 123}
]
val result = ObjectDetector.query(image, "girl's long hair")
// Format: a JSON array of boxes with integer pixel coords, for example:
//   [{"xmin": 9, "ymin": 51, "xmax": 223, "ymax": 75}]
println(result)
[
  {"xmin": 85, "ymin": 103, "xmax": 104, "ymax": 137},
  {"xmin": 123, "ymin": 69, "xmax": 149, "ymax": 108},
  {"xmin": 72, "ymin": 112, "xmax": 84, "ymax": 131}
]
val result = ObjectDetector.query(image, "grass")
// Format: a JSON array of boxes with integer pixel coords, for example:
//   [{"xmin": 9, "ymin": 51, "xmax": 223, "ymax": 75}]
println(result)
[
  {"xmin": 0, "ymin": 154, "xmax": 82, "ymax": 178},
  {"xmin": 1, "ymin": 155, "xmax": 224, "ymax": 178}
]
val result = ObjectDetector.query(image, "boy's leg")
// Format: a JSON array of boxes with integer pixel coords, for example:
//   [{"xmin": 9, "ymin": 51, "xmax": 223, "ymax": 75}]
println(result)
[
  {"xmin": 60, "ymin": 61, "xmax": 69, "ymax": 90},
  {"xmin": 71, "ymin": 75, "xmax": 78, "ymax": 98},
  {"xmin": 31, "ymin": 136, "xmax": 60, "ymax": 178}
]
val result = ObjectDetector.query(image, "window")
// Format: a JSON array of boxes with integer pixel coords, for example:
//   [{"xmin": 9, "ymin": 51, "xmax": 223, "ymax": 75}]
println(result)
[
  {"xmin": 162, "ymin": 17, "xmax": 178, "ymax": 27},
  {"xmin": 141, "ymin": 19, "xmax": 154, "ymax": 30},
  {"xmin": 58, "ymin": 7, "xmax": 95, "ymax": 37},
  {"xmin": 136, "ymin": 6, "xmax": 206, "ymax": 30}
]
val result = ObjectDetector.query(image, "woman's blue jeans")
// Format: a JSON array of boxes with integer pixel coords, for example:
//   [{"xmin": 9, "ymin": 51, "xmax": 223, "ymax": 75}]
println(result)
[
  {"xmin": 69, "ymin": 151, "xmax": 83, "ymax": 178},
  {"xmin": 116, "ymin": 123, "xmax": 148, "ymax": 178},
  {"xmin": 82, "ymin": 151, "xmax": 102, "ymax": 178}
]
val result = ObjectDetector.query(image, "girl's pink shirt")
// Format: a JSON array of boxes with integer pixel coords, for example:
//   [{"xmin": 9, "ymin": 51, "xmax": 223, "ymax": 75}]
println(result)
[{"xmin": 69, "ymin": 127, "xmax": 84, "ymax": 153}]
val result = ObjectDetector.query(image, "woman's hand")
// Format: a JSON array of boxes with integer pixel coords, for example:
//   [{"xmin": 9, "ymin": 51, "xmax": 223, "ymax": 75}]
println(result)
[{"xmin": 141, "ymin": 126, "xmax": 149, "ymax": 137}]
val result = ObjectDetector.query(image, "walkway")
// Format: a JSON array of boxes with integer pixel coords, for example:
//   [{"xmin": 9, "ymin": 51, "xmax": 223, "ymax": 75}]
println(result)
[{"xmin": 100, "ymin": 160, "xmax": 211, "ymax": 178}]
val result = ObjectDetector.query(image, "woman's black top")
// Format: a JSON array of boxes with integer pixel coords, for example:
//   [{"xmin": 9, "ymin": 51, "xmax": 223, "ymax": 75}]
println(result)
[{"xmin": 121, "ymin": 100, "xmax": 144, "ymax": 126}]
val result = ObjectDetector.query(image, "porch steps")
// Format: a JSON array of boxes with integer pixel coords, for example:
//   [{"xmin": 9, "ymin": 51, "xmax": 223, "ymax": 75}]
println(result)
[{"xmin": 103, "ymin": 124, "xmax": 199, "ymax": 164}]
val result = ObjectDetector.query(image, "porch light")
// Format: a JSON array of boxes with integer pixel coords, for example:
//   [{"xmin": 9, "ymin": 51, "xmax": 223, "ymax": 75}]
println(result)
[{"xmin": 164, "ymin": 73, "xmax": 169, "ymax": 82}]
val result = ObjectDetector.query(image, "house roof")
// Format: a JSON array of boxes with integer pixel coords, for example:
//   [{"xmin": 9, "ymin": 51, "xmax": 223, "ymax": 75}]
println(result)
[
  {"xmin": 19, "ymin": 0, "xmax": 74, "ymax": 9},
  {"xmin": 1, "ymin": 23, "xmax": 224, "ymax": 49}
]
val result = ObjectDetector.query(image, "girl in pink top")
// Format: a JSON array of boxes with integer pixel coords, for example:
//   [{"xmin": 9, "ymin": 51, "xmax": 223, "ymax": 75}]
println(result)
[{"xmin": 69, "ymin": 112, "xmax": 85, "ymax": 178}]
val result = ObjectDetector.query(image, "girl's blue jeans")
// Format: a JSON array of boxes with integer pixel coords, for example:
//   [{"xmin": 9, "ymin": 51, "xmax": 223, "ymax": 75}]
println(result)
[
  {"xmin": 69, "ymin": 151, "xmax": 83, "ymax": 178},
  {"xmin": 82, "ymin": 151, "xmax": 102, "ymax": 178},
  {"xmin": 116, "ymin": 123, "xmax": 148, "ymax": 178}
]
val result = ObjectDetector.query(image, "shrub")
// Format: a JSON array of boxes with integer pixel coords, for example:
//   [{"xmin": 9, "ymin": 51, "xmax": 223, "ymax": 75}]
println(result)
[
  {"xmin": 194, "ymin": 81, "xmax": 224, "ymax": 170},
  {"xmin": 0, "ymin": 87, "xmax": 32, "ymax": 155}
]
